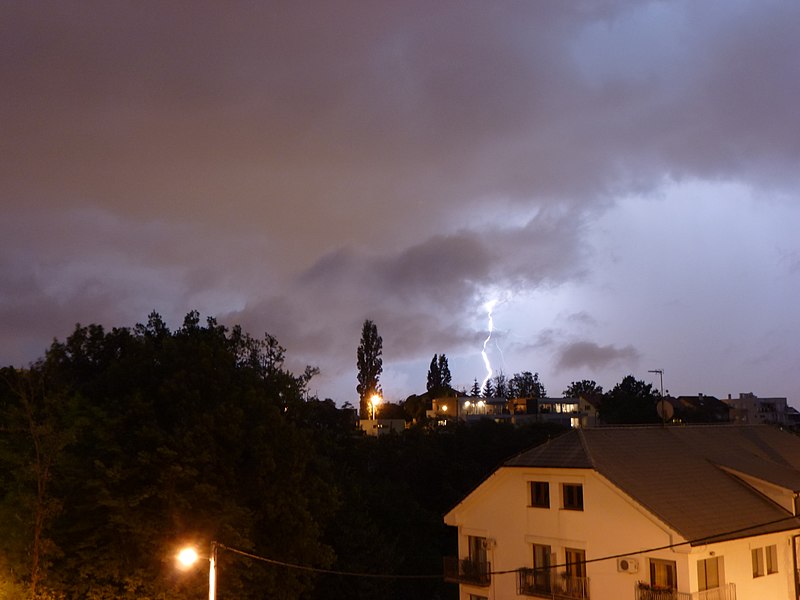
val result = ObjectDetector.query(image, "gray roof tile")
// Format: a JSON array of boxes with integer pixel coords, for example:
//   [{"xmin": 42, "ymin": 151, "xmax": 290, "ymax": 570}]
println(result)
[{"xmin": 505, "ymin": 425, "xmax": 800, "ymax": 543}]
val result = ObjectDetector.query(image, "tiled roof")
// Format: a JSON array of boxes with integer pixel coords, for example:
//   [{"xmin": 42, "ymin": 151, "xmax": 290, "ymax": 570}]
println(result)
[{"xmin": 505, "ymin": 425, "xmax": 800, "ymax": 543}]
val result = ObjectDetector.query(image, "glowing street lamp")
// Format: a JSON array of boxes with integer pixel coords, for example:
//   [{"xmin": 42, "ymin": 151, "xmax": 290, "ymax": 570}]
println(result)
[
  {"xmin": 370, "ymin": 393, "xmax": 381, "ymax": 420},
  {"xmin": 177, "ymin": 547, "xmax": 199, "ymax": 568},
  {"xmin": 177, "ymin": 542, "xmax": 218, "ymax": 600}
]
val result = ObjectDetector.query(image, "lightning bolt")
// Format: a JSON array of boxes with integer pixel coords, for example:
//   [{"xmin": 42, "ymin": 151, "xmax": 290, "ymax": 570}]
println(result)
[{"xmin": 480, "ymin": 299, "xmax": 498, "ymax": 394}]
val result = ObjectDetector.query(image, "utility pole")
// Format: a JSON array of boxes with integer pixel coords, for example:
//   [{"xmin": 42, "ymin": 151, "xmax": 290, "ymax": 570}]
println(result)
[
  {"xmin": 648, "ymin": 369, "xmax": 664, "ymax": 397},
  {"xmin": 649, "ymin": 369, "xmax": 669, "ymax": 426}
]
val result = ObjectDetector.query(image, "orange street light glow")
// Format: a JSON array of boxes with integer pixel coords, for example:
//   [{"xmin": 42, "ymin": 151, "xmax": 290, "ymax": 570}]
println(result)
[{"xmin": 177, "ymin": 547, "xmax": 199, "ymax": 568}]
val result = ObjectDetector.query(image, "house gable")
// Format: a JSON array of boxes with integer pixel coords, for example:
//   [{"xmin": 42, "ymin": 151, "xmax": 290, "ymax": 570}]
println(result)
[{"xmin": 503, "ymin": 425, "xmax": 800, "ymax": 543}]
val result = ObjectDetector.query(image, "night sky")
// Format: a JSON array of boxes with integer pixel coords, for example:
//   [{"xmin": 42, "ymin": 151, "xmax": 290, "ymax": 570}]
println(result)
[{"xmin": 2, "ymin": 1, "xmax": 799, "ymax": 406}]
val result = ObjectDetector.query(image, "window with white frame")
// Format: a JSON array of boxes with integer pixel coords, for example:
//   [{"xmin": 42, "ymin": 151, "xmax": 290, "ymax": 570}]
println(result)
[
  {"xmin": 752, "ymin": 547, "xmax": 765, "ymax": 577},
  {"xmin": 753, "ymin": 544, "xmax": 778, "ymax": 577},
  {"xmin": 697, "ymin": 556, "xmax": 722, "ymax": 591},
  {"xmin": 565, "ymin": 548, "xmax": 586, "ymax": 579},
  {"xmin": 766, "ymin": 544, "xmax": 778, "ymax": 574},
  {"xmin": 650, "ymin": 558, "xmax": 677, "ymax": 590}
]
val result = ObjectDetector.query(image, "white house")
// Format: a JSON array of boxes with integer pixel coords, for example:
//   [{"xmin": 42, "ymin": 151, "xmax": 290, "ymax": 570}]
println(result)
[
  {"xmin": 724, "ymin": 393, "xmax": 791, "ymax": 426},
  {"xmin": 444, "ymin": 425, "xmax": 800, "ymax": 600}
]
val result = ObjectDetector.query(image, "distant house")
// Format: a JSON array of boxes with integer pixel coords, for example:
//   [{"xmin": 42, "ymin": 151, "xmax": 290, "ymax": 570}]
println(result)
[
  {"xmin": 509, "ymin": 397, "xmax": 598, "ymax": 429},
  {"xmin": 668, "ymin": 394, "xmax": 731, "ymax": 423},
  {"xmin": 358, "ymin": 418, "xmax": 406, "ymax": 436},
  {"xmin": 444, "ymin": 425, "xmax": 800, "ymax": 600},
  {"xmin": 724, "ymin": 393, "xmax": 791, "ymax": 426}
]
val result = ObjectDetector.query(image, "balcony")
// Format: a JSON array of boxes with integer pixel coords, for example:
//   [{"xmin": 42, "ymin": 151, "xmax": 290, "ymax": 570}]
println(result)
[
  {"xmin": 635, "ymin": 582, "xmax": 736, "ymax": 600},
  {"xmin": 518, "ymin": 568, "xmax": 590, "ymax": 599},
  {"xmin": 443, "ymin": 556, "xmax": 491, "ymax": 586}
]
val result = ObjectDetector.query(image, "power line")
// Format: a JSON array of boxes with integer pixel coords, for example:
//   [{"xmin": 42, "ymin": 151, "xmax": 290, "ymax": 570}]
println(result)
[
  {"xmin": 217, "ymin": 543, "xmax": 441, "ymax": 580},
  {"xmin": 215, "ymin": 513, "xmax": 800, "ymax": 582},
  {"xmin": 490, "ymin": 513, "xmax": 800, "ymax": 576}
]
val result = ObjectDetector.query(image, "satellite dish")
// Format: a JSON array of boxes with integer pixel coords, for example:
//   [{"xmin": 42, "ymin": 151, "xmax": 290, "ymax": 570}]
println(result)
[{"xmin": 656, "ymin": 399, "xmax": 674, "ymax": 421}]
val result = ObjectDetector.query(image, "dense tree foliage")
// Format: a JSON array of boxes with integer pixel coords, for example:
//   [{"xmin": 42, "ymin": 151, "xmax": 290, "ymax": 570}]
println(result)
[
  {"xmin": 508, "ymin": 371, "xmax": 546, "ymax": 400},
  {"xmin": 425, "ymin": 354, "xmax": 452, "ymax": 397},
  {"xmin": 356, "ymin": 320, "xmax": 383, "ymax": 418},
  {"xmin": 1, "ymin": 312, "xmax": 565, "ymax": 600},
  {"xmin": 562, "ymin": 380, "xmax": 603, "ymax": 399},
  {"xmin": 1, "ymin": 313, "xmax": 333, "ymax": 599},
  {"xmin": 491, "ymin": 373, "xmax": 508, "ymax": 399},
  {"xmin": 600, "ymin": 375, "xmax": 660, "ymax": 424}
]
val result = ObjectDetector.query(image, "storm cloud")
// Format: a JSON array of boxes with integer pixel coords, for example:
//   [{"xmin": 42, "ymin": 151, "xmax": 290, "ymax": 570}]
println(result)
[{"xmin": 2, "ymin": 1, "xmax": 799, "ymax": 403}]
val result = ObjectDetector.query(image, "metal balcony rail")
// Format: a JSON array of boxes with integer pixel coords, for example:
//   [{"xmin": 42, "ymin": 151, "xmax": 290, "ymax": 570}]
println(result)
[
  {"xmin": 442, "ymin": 556, "xmax": 491, "ymax": 586},
  {"xmin": 518, "ymin": 568, "xmax": 590, "ymax": 599},
  {"xmin": 635, "ymin": 582, "xmax": 736, "ymax": 600}
]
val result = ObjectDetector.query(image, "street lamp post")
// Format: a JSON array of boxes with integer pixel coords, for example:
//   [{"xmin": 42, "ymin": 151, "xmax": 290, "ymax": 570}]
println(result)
[
  {"xmin": 177, "ymin": 542, "xmax": 218, "ymax": 600},
  {"xmin": 208, "ymin": 541, "xmax": 217, "ymax": 600}
]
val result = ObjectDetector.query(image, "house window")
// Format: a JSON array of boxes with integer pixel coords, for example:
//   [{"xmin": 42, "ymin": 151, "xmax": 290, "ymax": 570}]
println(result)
[
  {"xmin": 532, "ymin": 544, "xmax": 553, "ymax": 592},
  {"xmin": 468, "ymin": 536, "xmax": 488, "ymax": 565},
  {"xmin": 753, "ymin": 545, "xmax": 778, "ymax": 577},
  {"xmin": 530, "ymin": 482, "xmax": 550, "ymax": 508},
  {"xmin": 469, "ymin": 596, "xmax": 488, "ymax": 600},
  {"xmin": 752, "ymin": 547, "xmax": 765, "ymax": 577},
  {"xmin": 565, "ymin": 548, "xmax": 586, "ymax": 579},
  {"xmin": 697, "ymin": 556, "xmax": 721, "ymax": 591},
  {"xmin": 766, "ymin": 545, "xmax": 778, "ymax": 574},
  {"xmin": 562, "ymin": 483, "xmax": 584, "ymax": 510},
  {"xmin": 650, "ymin": 559, "xmax": 677, "ymax": 590}
]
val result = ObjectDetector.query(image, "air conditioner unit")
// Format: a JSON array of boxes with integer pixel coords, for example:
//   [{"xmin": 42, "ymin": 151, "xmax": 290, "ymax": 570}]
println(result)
[{"xmin": 617, "ymin": 557, "xmax": 639, "ymax": 573}]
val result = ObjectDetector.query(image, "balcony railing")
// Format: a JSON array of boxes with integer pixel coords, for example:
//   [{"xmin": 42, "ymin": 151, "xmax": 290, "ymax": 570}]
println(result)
[
  {"xmin": 443, "ymin": 556, "xmax": 491, "ymax": 586},
  {"xmin": 635, "ymin": 582, "xmax": 736, "ymax": 600},
  {"xmin": 518, "ymin": 568, "xmax": 590, "ymax": 599}
]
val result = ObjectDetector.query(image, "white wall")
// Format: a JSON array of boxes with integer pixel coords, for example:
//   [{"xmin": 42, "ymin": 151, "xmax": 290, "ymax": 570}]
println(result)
[{"xmin": 445, "ymin": 467, "xmax": 800, "ymax": 600}]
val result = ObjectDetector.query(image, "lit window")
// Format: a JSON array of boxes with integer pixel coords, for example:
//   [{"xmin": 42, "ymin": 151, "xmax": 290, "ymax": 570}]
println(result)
[
  {"xmin": 650, "ymin": 559, "xmax": 677, "ymax": 590},
  {"xmin": 562, "ymin": 483, "xmax": 584, "ymax": 511},
  {"xmin": 530, "ymin": 482, "xmax": 550, "ymax": 508},
  {"xmin": 752, "ymin": 548, "xmax": 764, "ymax": 578},
  {"xmin": 565, "ymin": 548, "xmax": 586, "ymax": 579}
]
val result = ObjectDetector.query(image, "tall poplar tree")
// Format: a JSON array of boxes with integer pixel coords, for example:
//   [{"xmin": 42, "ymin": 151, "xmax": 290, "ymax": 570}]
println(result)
[{"xmin": 356, "ymin": 319, "xmax": 383, "ymax": 418}]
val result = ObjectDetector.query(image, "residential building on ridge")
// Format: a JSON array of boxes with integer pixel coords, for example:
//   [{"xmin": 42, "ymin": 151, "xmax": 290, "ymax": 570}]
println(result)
[
  {"xmin": 724, "ymin": 393, "xmax": 791, "ymax": 426},
  {"xmin": 444, "ymin": 425, "xmax": 800, "ymax": 600}
]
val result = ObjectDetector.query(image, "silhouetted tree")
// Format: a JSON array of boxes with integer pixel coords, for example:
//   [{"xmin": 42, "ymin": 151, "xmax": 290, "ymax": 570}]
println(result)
[
  {"xmin": 493, "ymin": 372, "xmax": 508, "ymax": 399},
  {"xmin": 508, "ymin": 371, "xmax": 546, "ymax": 399},
  {"xmin": 426, "ymin": 354, "xmax": 452, "ymax": 397},
  {"xmin": 356, "ymin": 319, "xmax": 383, "ymax": 418},
  {"xmin": 470, "ymin": 379, "xmax": 481, "ymax": 397},
  {"xmin": 438, "ymin": 354, "xmax": 452, "ymax": 390},
  {"xmin": 426, "ymin": 355, "xmax": 440, "ymax": 394},
  {"xmin": 601, "ymin": 375, "xmax": 660, "ymax": 424},
  {"xmin": 563, "ymin": 380, "xmax": 603, "ymax": 399}
]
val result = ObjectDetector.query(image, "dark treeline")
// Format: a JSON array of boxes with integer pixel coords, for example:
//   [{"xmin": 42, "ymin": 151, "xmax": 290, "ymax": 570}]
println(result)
[{"xmin": 0, "ymin": 311, "xmax": 564, "ymax": 599}]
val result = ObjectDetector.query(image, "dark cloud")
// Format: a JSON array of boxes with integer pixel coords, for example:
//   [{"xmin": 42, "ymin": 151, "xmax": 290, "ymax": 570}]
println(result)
[
  {"xmin": 1, "ymin": 1, "xmax": 799, "ymax": 402},
  {"xmin": 556, "ymin": 341, "xmax": 640, "ymax": 371}
]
